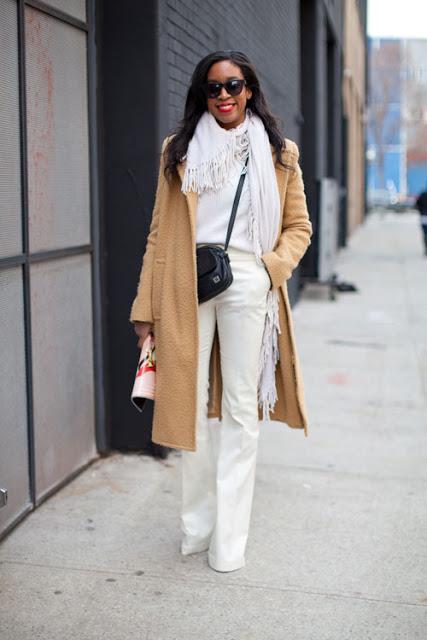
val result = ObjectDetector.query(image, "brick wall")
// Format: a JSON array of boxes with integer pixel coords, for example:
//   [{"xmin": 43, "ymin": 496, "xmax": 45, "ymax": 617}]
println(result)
[{"xmin": 161, "ymin": 0, "xmax": 301, "ymax": 143}]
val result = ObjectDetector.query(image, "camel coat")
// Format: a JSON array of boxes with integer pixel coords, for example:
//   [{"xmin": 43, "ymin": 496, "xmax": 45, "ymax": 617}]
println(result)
[{"xmin": 130, "ymin": 134, "xmax": 313, "ymax": 451}]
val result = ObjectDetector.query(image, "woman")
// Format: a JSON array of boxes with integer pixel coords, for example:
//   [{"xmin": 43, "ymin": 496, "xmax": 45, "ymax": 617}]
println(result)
[{"xmin": 130, "ymin": 51, "xmax": 312, "ymax": 573}]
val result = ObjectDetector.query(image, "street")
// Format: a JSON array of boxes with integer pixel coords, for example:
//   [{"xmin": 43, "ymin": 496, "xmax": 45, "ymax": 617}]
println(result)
[{"xmin": 1, "ymin": 210, "xmax": 426, "ymax": 639}]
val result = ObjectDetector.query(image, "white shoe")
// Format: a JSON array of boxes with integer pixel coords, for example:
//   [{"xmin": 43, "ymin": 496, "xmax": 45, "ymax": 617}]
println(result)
[
  {"xmin": 181, "ymin": 537, "xmax": 210, "ymax": 556},
  {"xmin": 207, "ymin": 552, "xmax": 246, "ymax": 573}
]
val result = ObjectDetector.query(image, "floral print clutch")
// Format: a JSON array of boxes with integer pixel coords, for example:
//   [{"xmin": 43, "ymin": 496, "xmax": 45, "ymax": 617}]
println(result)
[{"xmin": 131, "ymin": 333, "xmax": 156, "ymax": 411}]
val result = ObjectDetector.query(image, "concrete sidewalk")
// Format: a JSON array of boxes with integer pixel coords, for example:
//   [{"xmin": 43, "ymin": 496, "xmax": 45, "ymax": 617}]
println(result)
[{"xmin": 1, "ymin": 211, "xmax": 427, "ymax": 639}]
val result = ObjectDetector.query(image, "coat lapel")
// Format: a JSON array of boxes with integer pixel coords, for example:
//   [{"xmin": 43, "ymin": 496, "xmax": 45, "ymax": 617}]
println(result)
[{"xmin": 176, "ymin": 145, "xmax": 287, "ymax": 246}]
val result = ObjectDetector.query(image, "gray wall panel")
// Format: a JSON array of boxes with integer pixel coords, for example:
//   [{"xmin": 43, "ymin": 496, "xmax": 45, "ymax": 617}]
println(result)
[
  {"xmin": 31, "ymin": 254, "xmax": 96, "ymax": 500},
  {"xmin": 0, "ymin": 268, "xmax": 30, "ymax": 532},
  {"xmin": 25, "ymin": 7, "xmax": 90, "ymax": 252},
  {"xmin": 42, "ymin": 0, "xmax": 86, "ymax": 22},
  {"xmin": 0, "ymin": 0, "xmax": 23, "ymax": 259}
]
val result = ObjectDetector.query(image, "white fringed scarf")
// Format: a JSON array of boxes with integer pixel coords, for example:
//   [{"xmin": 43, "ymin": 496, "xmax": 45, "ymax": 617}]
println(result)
[{"xmin": 181, "ymin": 108, "xmax": 281, "ymax": 421}]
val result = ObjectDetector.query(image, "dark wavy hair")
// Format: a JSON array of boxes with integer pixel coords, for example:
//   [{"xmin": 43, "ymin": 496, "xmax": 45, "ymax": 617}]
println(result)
[{"xmin": 164, "ymin": 50, "xmax": 286, "ymax": 178}]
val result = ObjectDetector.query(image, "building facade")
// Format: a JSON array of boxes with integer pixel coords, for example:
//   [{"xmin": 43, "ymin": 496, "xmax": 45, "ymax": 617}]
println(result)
[
  {"xmin": 343, "ymin": 0, "xmax": 367, "ymax": 235},
  {"xmin": 299, "ymin": 0, "xmax": 367, "ymax": 275},
  {"xmin": 367, "ymin": 37, "xmax": 427, "ymax": 205},
  {"xmin": 0, "ymin": 0, "xmax": 367, "ymax": 539}
]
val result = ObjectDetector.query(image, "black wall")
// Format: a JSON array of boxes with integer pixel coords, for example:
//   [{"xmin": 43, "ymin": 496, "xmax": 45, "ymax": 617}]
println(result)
[
  {"xmin": 99, "ymin": 0, "xmax": 163, "ymax": 452},
  {"xmin": 300, "ymin": 0, "xmax": 344, "ymax": 279},
  {"xmin": 160, "ymin": 0, "xmax": 301, "ymax": 137}
]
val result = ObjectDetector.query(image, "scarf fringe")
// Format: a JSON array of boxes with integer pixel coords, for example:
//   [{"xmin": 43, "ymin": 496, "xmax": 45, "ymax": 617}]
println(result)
[
  {"xmin": 182, "ymin": 130, "xmax": 249, "ymax": 194},
  {"xmin": 258, "ymin": 289, "xmax": 281, "ymax": 421},
  {"xmin": 247, "ymin": 199, "xmax": 281, "ymax": 420},
  {"xmin": 247, "ymin": 204, "xmax": 264, "ymax": 261}
]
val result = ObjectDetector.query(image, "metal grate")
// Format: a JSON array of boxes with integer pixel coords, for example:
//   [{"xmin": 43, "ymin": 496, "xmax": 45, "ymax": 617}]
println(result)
[
  {"xmin": 30, "ymin": 254, "xmax": 96, "ymax": 500},
  {"xmin": 41, "ymin": 0, "xmax": 86, "ymax": 23},
  {"xmin": 0, "ymin": 0, "xmax": 23, "ymax": 259},
  {"xmin": 25, "ymin": 6, "xmax": 90, "ymax": 253},
  {"xmin": 0, "ymin": 267, "xmax": 31, "ymax": 531}
]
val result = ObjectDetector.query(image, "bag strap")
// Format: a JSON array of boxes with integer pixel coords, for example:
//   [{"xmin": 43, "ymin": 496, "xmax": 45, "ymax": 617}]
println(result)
[{"xmin": 224, "ymin": 154, "xmax": 249, "ymax": 251}]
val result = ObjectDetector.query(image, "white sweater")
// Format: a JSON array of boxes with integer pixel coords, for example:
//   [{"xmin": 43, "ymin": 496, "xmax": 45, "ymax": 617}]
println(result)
[{"xmin": 195, "ymin": 154, "xmax": 253, "ymax": 253}]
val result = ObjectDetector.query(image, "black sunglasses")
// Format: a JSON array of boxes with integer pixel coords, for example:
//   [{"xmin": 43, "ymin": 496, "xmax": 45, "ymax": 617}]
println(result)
[{"xmin": 204, "ymin": 78, "xmax": 247, "ymax": 99}]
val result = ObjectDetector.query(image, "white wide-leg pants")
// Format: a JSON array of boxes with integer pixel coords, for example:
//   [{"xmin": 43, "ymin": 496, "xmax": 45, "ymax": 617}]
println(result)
[{"xmin": 181, "ymin": 246, "xmax": 271, "ymax": 572}]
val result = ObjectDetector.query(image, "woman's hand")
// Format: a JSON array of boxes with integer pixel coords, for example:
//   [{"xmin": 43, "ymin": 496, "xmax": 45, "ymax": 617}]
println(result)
[{"xmin": 133, "ymin": 321, "xmax": 154, "ymax": 348}]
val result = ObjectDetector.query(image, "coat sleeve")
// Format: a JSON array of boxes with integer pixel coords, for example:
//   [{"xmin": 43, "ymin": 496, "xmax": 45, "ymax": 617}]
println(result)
[
  {"xmin": 129, "ymin": 137, "xmax": 169, "ymax": 323},
  {"xmin": 261, "ymin": 141, "xmax": 312, "ymax": 289}
]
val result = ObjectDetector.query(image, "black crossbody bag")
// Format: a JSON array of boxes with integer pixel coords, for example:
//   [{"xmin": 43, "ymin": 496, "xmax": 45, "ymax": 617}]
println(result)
[{"xmin": 196, "ymin": 156, "xmax": 249, "ymax": 304}]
